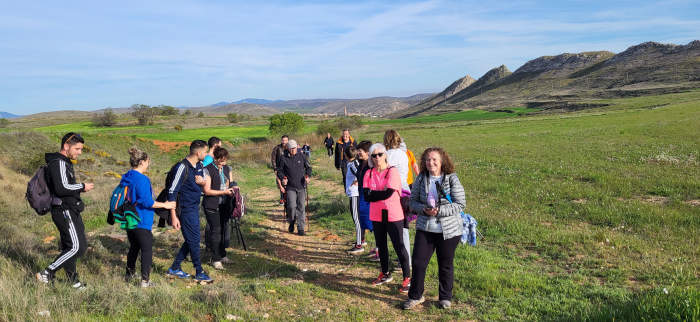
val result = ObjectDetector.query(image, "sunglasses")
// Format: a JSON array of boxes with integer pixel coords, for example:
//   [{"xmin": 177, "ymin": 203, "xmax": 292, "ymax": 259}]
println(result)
[
  {"xmin": 371, "ymin": 153, "xmax": 384, "ymax": 158},
  {"xmin": 64, "ymin": 133, "xmax": 83, "ymax": 144}
]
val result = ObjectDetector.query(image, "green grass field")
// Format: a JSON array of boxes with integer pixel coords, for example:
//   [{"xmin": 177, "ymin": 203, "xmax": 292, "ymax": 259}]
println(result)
[{"xmin": 0, "ymin": 91, "xmax": 698, "ymax": 320}]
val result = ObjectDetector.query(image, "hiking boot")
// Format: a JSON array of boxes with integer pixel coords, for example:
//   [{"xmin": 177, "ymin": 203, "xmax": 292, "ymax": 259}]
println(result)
[
  {"xmin": 36, "ymin": 269, "xmax": 53, "ymax": 284},
  {"xmin": 140, "ymin": 280, "xmax": 154, "ymax": 288},
  {"xmin": 371, "ymin": 272, "xmax": 393, "ymax": 286},
  {"xmin": 347, "ymin": 245, "xmax": 365, "ymax": 255},
  {"xmin": 438, "ymin": 300, "xmax": 452, "ymax": 309},
  {"xmin": 399, "ymin": 277, "xmax": 411, "ymax": 294},
  {"xmin": 288, "ymin": 223, "xmax": 295, "ymax": 233},
  {"xmin": 167, "ymin": 268, "xmax": 191, "ymax": 279},
  {"xmin": 71, "ymin": 281, "xmax": 87, "ymax": 290},
  {"xmin": 402, "ymin": 296, "xmax": 425, "ymax": 310},
  {"xmin": 212, "ymin": 261, "xmax": 224, "ymax": 270},
  {"xmin": 298, "ymin": 230, "xmax": 305, "ymax": 236},
  {"xmin": 194, "ymin": 272, "xmax": 213, "ymax": 283}
]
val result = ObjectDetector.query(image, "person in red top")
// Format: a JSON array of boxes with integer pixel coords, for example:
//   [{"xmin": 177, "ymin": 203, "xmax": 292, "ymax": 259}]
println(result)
[{"xmin": 363, "ymin": 143, "xmax": 411, "ymax": 293}]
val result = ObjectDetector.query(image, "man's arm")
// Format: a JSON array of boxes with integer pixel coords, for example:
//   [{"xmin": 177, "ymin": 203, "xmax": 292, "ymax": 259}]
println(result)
[
  {"xmin": 48, "ymin": 159, "xmax": 84, "ymax": 197},
  {"xmin": 167, "ymin": 163, "xmax": 186, "ymax": 201}
]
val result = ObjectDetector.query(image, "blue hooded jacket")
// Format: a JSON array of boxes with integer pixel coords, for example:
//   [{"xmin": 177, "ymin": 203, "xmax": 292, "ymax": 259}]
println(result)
[{"xmin": 120, "ymin": 170, "xmax": 156, "ymax": 231}]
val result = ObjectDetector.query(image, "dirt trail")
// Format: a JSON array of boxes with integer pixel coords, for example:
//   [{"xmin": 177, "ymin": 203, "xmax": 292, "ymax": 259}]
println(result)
[{"xmin": 246, "ymin": 181, "xmax": 437, "ymax": 316}]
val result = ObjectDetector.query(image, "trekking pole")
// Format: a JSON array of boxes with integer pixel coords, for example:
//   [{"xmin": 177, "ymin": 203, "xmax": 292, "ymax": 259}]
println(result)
[
  {"xmin": 236, "ymin": 218, "xmax": 248, "ymax": 251},
  {"xmin": 305, "ymin": 185, "xmax": 310, "ymax": 232}
]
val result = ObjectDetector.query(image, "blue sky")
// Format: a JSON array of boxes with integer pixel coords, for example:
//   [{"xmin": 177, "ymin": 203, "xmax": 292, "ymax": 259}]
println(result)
[{"xmin": 1, "ymin": 0, "xmax": 698, "ymax": 114}]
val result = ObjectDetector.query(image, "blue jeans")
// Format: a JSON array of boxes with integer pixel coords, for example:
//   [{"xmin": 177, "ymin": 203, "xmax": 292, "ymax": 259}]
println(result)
[{"xmin": 170, "ymin": 208, "xmax": 203, "ymax": 274}]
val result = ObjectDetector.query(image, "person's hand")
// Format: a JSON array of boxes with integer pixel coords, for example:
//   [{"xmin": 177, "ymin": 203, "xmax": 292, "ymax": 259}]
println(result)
[
  {"xmin": 423, "ymin": 207, "xmax": 438, "ymax": 216},
  {"xmin": 163, "ymin": 201, "xmax": 176, "ymax": 210},
  {"xmin": 171, "ymin": 212, "xmax": 181, "ymax": 230},
  {"xmin": 282, "ymin": 177, "xmax": 288, "ymax": 185},
  {"xmin": 280, "ymin": 186, "xmax": 286, "ymax": 194},
  {"xmin": 83, "ymin": 183, "xmax": 95, "ymax": 192},
  {"xmin": 305, "ymin": 176, "xmax": 310, "ymax": 184},
  {"xmin": 226, "ymin": 188, "xmax": 235, "ymax": 196},
  {"xmin": 195, "ymin": 175, "xmax": 204, "ymax": 185}
]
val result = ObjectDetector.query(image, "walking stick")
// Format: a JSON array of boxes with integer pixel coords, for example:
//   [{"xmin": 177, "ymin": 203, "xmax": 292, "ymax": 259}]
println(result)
[{"xmin": 305, "ymin": 184, "xmax": 310, "ymax": 232}]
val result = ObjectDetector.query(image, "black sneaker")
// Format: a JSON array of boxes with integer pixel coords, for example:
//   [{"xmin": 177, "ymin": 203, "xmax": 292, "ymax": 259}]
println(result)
[
  {"xmin": 298, "ymin": 230, "xmax": 305, "ymax": 236},
  {"xmin": 347, "ymin": 245, "xmax": 365, "ymax": 255},
  {"xmin": 36, "ymin": 269, "xmax": 53, "ymax": 284},
  {"xmin": 288, "ymin": 223, "xmax": 295, "ymax": 233}
]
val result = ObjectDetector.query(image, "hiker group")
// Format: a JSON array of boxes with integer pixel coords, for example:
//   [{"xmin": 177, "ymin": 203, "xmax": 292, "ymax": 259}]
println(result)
[
  {"xmin": 31, "ymin": 134, "xmax": 244, "ymax": 288},
  {"xmin": 29, "ymin": 128, "xmax": 474, "ymax": 310},
  {"xmin": 275, "ymin": 128, "xmax": 474, "ymax": 310}
]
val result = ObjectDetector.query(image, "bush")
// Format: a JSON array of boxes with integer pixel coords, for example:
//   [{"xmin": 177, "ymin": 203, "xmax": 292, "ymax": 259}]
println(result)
[
  {"xmin": 269, "ymin": 112, "xmax": 304, "ymax": 136},
  {"xmin": 92, "ymin": 108, "xmax": 118, "ymax": 127},
  {"xmin": 131, "ymin": 104, "xmax": 155, "ymax": 125},
  {"xmin": 183, "ymin": 110, "xmax": 192, "ymax": 116},
  {"xmin": 0, "ymin": 118, "xmax": 9, "ymax": 128},
  {"xmin": 153, "ymin": 105, "xmax": 179, "ymax": 116},
  {"xmin": 314, "ymin": 116, "xmax": 362, "ymax": 135},
  {"xmin": 197, "ymin": 112, "xmax": 205, "ymax": 118},
  {"xmin": 174, "ymin": 125, "xmax": 183, "ymax": 131},
  {"xmin": 227, "ymin": 113, "xmax": 242, "ymax": 123},
  {"xmin": 316, "ymin": 120, "xmax": 338, "ymax": 136}
]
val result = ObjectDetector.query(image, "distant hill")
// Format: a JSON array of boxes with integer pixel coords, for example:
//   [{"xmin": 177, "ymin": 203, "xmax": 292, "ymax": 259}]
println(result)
[
  {"xmin": 391, "ymin": 40, "xmax": 700, "ymax": 118},
  {"xmin": 0, "ymin": 112, "xmax": 21, "ymax": 119},
  {"xmin": 212, "ymin": 94, "xmax": 434, "ymax": 116},
  {"xmin": 187, "ymin": 103, "xmax": 279, "ymax": 116}
]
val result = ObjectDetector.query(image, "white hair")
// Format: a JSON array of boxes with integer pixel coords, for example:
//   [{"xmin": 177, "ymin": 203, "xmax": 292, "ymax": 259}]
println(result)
[{"xmin": 367, "ymin": 143, "xmax": 386, "ymax": 168}]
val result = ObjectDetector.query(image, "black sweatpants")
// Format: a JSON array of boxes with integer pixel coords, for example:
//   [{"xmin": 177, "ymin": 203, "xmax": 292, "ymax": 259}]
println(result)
[
  {"xmin": 408, "ymin": 230, "xmax": 460, "ymax": 301},
  {"xmin": 47, "ymin": 207, "xmax": 87, "ymax": 282},
  {"xmin": 126, "ymin": 228, "xmax": 153, "ymax": 281},
  {"xmin": 326, "ymin": 146, "xmax": 333, "ymax": 157},
  {"xmin": 204, "ymin": 207, "xmax": 230, "ymax": 262},
  {"xmin": 372, "ymin": 217, "xmax": 410, "ymax": 279}
]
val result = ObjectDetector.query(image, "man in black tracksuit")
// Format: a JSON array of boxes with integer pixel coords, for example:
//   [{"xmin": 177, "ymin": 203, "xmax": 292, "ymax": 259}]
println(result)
[
  {"xmin": 276, "ymin": 140, "xmax": 312, "ymax": 235},
  {"xmin": 37, "ymin": 132, "xmax": 94, "ymax": 288}
]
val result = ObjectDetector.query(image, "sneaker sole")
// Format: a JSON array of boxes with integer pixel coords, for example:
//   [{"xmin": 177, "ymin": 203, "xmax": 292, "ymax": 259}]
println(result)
[
  {"xmin": 195, "ymin": 279, "xmax": 214, "ymax": 285},
  {"xmin": 372, "ymin": 277, "xmax": 393, "ymax": 286},
  {"xmin": 348, "ymin": 249, "xmax": 365, "ymax": 255},
  {"xmin": 35, "ymin": 273, "xmax": 50, "ymax": 284},
  {"xmin": 167, "ymin": 274, "xmax": 191, "ymax": 279}
]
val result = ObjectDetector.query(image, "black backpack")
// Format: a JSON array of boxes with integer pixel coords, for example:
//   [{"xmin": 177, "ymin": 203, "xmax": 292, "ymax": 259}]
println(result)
[
  {"xmin": 26, "ymin": 165, "xmax": 54, "ymax": 215},
  {"xmin": 155, "ymin": 161, "xmax": 189, "ymax": 227}
]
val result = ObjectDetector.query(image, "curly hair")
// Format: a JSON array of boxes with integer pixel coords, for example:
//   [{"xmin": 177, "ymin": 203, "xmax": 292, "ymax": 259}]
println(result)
[
  {"xmin": 128, "ymin": 147, "xmax": 149, "ymax": 168},
  {"xmin": 419, "ymin": 147, "xmax": 455, "ymax": 174},
  {"xmin": 213, "ymin": 146, "xmax": 229, "ymax": 160}
]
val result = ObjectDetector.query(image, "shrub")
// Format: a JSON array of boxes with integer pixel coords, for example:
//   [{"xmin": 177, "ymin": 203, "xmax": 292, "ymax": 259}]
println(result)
[
  {"xmin": 183, "ymin": 110, "xmax": 192, "ymax": 116},
  {"xmin": 316, "ymin": 120, "xmax": 338, "ymax": 136},
  {"xmin": 155, "ymin": 105, "xmax": 179, "ymax": 116},
  {"xmin": 0, "ymin": 118, "xmax": 10, "ymax": 128},
  {"xmin": 314, "ymin": 116, "xmax": 362, "ymax": 135},
  {"xmin": 174, "ymin": 125, "xmax": 183, "ymax": 131},
  {"xmin": 197, "ymin": 112, "xmax": 205, "ymax": 118},
  {"xmin": 92, "ymin": 108, "xmax": 118, "ymax": 127},
  {"xmin": 227, "ymin": 113, "xmax": 242, "ymax": 123},
  {"xmin": 131, "ymin": 104, "xmax": 155, "ymax": 125},
  {"xmin": 269, "ymin": 112, "xmax": 304, "ymax": 136}
]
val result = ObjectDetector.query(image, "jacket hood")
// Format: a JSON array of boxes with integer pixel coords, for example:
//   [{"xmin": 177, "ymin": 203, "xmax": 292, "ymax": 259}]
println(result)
[
  {"xmin": 337, "ymin": 136, "xmax": 355, "ymax": 144},
  {"xmin": 45, "ymin": 152, "xmax": 69, "ymax": 164},
  {"xmin": 119, "ymin": 169, "xmax": 139, "ymax": 186}
]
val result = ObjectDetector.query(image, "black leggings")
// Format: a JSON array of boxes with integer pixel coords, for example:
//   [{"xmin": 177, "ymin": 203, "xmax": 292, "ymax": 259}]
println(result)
[
  {"xmin": 372, "ymin": 218, "xmax": 410, "ymax": 279},
  {"xmin": 408, "ymin": 230, "xmax": 460, "ymax": 301},
  {"xmin": 126, "ymin": 228, "xmax": 153, "ymax": 281}
]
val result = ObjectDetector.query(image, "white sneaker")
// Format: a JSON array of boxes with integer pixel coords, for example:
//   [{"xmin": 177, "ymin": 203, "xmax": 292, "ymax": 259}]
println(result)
[
  {"xmin": 212, "ymin": 261, "xmax": 224, "ymax": 270},
  {"xmin": 140, "ymin": 280, "xmax": 154, "ymax": 288},
  {"xmin": 220, "ymin": 257, "xmax": 232, "ymax": 264}
]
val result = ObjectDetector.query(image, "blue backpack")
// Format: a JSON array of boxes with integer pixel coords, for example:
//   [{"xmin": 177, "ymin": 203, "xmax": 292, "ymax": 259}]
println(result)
[
  {"xmin": 436, "ymin": 175, "xmax": 480, "ymax": 246},
  {"xmin": 107, "ymin": 184, "xmax": 140, "ymax": 230}
]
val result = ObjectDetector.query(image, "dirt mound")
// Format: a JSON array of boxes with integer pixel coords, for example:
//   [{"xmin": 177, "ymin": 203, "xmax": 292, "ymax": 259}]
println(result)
[{"xmin": 152, "ymin": 140, "xmax": 190, "ymax": 152}]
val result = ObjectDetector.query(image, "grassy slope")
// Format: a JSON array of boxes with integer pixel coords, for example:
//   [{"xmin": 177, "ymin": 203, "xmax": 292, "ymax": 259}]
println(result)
[
  {"xmin": 0, "ymin": 91, "xmax": 698, "ymax": 320},
  {"xmin": 312, "ymin": 91, "xmax": 700, "ymax": 320}
]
